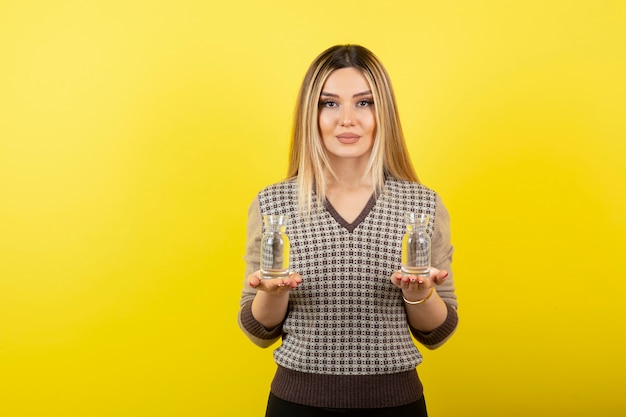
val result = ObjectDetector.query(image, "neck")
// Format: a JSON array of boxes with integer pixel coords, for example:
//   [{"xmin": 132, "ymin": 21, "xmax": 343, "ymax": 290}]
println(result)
[{"xmin": 325, "ymin": 159, "xmax": 373, "ymax": 191}]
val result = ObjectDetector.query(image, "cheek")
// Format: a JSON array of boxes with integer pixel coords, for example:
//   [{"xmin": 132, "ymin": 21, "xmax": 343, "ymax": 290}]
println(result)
[
  {"xmin": 318, "ymin": 112, "xmax": 335, "ymax": 134},
  {"xmin": 365, "ymin": 113, "xmax": 376, "ymax": 134}
]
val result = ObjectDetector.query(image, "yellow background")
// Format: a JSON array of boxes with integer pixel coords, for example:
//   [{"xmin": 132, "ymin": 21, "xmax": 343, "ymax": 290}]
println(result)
[{"xmin": 1, "ymin": 1, "xmax": 625, "ymax": 416}]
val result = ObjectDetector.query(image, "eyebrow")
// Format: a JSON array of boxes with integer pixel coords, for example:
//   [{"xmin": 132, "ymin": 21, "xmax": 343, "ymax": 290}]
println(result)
[{"xmin": 320, "ymin": 90, "xmax": 373, "ymax": 98}]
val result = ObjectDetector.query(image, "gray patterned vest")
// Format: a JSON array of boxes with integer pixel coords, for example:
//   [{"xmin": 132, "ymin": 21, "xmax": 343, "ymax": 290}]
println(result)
[{"xmin": 258, "ymin": 177, "xmax": 437, "ymax": 375}]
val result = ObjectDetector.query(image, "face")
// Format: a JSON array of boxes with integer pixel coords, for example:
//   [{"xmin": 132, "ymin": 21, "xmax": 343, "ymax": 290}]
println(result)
[{"xmin": 318, "ymin": 67, "xmax": 376, "ymax": 165}]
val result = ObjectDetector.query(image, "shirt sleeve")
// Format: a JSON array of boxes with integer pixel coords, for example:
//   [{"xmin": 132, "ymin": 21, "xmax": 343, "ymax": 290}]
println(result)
[
  {"xmin": 409, "ymin": 193, "xmax": 459, "ymax": 349},
  {"xmin": 237, "ymin": 196, "xmax": 284, "ymax": 348}
]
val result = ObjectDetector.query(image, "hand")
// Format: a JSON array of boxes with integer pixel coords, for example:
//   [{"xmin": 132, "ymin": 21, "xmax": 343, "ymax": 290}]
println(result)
[
  {"xmin": 390, "ymin": 267, "xmax": 449, "ymax": 300},
  {"xmin": 248, "ymin": 270, "xmax": 302, "ymax": 294}
]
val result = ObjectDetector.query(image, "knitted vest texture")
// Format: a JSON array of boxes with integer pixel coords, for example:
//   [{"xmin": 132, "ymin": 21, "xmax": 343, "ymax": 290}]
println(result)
[{"xmin": 258, "ymin": 178, "xmax": 437, "ymax": 376}]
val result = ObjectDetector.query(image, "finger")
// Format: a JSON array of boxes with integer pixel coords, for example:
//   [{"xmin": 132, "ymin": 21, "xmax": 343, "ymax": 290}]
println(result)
[
  {"xmin": 288, "ymin": 272, "xmax": 303, "ymax": 284},
  {"xmin": 400, "ymin": 275, "xmax": 412, "ymax": 288},
  {"xmin": 413, "ymin": 278, "xmax": 427, "ymax": 290},
  {"xmin": 254, "ymin": 276, "xmax": 283, "ymax": 290},
  {"xmin": 281, "ymin": 273, "xmax": 301, "ymax": 289},
  {"xmin": 409, "ymin": 275, "xmax": 424, "ymax": 284},
  {"xmin": 390, "ymin": 271, "xmax": 403, "ymax": 286},
  {"xmin": 248, "ymin": 273, "xmax": 261, "ymax": 288},
  {"xmin": 403, "ymin": 275, "xmax": 421, "ymax": 290},
  {"xmin": 433, "ymin": 270, "xmax": 449, "ymax": 285},
  {"xmin": 282, "ymin": 277, "xmax": 296, "ymax": 288}
]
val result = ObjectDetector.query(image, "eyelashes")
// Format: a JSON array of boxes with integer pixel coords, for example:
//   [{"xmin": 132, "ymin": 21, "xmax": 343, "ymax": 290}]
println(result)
[
  {"xmin": 318, "ymin": 99, "xmax": 374, "ymax": 108},
  {"xmin": 320, "ymin": 100, "xmax": 338, "ymax": 108}
]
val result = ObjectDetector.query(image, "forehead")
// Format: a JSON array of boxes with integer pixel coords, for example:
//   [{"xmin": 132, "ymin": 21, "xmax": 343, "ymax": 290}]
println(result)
[{"xmin": 321, "ymin": 67, "xmax": 371, "ymax": 93}]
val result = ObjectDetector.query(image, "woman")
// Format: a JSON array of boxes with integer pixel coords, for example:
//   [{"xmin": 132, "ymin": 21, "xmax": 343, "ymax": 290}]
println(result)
[{"xmin": 238, "ymin": 44, "xmax": 458, "ymax": 417}]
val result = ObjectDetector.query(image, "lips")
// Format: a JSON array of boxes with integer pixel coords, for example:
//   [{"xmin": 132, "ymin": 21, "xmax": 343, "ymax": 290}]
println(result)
[{"xmin": 336, "ymin": 133, "xmax": 360, "ymax": 144}]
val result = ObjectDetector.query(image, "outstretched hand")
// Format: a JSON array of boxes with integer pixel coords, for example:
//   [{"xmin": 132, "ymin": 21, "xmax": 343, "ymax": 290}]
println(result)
[
  {"xmin": 248, "ymin": 271, "xmax": 302, "ymax": 294},
  {"xmin": 390, "ymin": 267, "xmax": 449, "ymax": 300}
]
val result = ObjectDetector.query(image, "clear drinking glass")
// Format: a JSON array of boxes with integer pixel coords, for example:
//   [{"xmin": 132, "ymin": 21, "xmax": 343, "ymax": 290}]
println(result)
[
  {"xmin": 401, "ymin": 212, "xmax": 431, "ymax": 277},
  {"xmin": 260, "ymin": 214, "xmax": 290, "ymax": 279}
]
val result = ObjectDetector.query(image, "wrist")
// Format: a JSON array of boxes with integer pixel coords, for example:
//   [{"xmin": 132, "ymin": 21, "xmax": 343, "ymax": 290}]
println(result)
[{"xmin": 402, "ymin": 287, "xmax": 435, "ymax": 305}]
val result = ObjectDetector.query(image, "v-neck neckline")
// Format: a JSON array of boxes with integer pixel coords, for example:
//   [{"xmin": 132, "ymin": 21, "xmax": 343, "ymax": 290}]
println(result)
[{"xmin": 324, "ymin": 193, "xmax": 377, "ymax": 233}]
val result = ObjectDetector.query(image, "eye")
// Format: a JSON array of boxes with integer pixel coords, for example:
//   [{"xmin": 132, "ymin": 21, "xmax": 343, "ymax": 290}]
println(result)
[
  {"xmin": 357, "ymin": 99, "xmax": 374, "ymax": 107},
  {"xmin": 320, "ymin": 100, "xmax": 338, "ymax": 108}
]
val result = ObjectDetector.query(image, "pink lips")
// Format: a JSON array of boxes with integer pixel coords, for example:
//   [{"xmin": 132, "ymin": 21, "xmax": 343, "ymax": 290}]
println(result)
[{"xmin": 336, "ymin": 133, "xmax": 360, "ymax": 144}]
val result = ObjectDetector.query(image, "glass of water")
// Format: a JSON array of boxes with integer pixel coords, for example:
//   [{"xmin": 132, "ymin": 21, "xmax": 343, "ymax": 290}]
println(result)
[{"xmin": 260, "ymin": 214, "xmax": 290, "ymax": 279}]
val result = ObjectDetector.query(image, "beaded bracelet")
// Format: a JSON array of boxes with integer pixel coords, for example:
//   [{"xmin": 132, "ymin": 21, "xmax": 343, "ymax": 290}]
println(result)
[{"xmin": 402, "ymin": 287, "xmax": 435, "ymax": 305}]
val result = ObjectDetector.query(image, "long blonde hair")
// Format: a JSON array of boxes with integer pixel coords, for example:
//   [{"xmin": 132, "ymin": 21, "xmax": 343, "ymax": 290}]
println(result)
[{"xmin": 287, "ymin": 45, "xmax": 419, "ymax": 215}]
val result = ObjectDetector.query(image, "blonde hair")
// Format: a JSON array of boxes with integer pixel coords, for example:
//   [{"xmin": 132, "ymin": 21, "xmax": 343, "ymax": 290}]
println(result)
[{"xmin": 287, "ymin": 45, "xmax": 419, "ymax": 215}]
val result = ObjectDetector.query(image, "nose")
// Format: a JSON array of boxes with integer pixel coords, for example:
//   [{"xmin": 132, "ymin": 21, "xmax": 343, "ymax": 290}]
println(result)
[{"xmin": 340, "ymin": 106, "xmax": 354, "ymax": 127}]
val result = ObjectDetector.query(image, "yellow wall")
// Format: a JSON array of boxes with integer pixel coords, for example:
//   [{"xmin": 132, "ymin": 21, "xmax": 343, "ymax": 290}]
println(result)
[{"xmin": 1, "ymin": 1, "xmax": 625, "ymax": 416}]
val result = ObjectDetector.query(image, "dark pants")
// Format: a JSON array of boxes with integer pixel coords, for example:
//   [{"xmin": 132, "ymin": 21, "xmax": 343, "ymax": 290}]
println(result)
[{"xmin": 265, "ymin": 393, "xmax": 428, "ymax": 417}]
